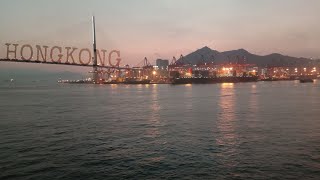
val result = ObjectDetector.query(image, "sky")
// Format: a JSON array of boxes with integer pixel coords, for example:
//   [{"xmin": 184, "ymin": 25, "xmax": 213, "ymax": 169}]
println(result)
[{"xmin": 0, "ymin": 0, "xmax": 320, "ymax": 68}]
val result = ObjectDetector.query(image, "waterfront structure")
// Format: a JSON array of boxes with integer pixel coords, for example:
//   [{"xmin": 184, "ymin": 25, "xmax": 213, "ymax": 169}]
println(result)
[
  {"xmin": 156, "ymin": 59, "xmax": 169, "ymax": 70},
  {"xmin": 92, "ymin": 16, "xmax": 98, "ymax": 83}
]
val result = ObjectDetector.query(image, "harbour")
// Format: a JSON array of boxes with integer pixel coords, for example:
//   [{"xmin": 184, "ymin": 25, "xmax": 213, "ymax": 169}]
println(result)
[
  {"xmin": 1, "ymin": 0, "xmax": 320, "ymax": 179},
  {"xmin": 1, "ymin": 80, "xmax": 320, "ymax": 179},
  {"xmin": 2, "ymin": 15, "xmax": 319, "ymax": 86}
]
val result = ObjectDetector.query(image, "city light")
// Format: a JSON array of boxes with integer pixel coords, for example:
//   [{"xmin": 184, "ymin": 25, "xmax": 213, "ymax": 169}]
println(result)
[
  {"xmin": 222, "ymin": 67, "xmax": 233, "ymax": 71},
  {"xmin": 152, "ymin": 71, "xmax": 156, "ymax": 75}
]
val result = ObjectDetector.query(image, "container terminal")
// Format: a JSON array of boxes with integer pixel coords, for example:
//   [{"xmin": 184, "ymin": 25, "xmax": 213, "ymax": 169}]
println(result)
[
  {"xmin": 0, "ymin": 16, "xmax": 318, "ymax": 84},
  {"xmin": 56, "ymin": 16, "xmax": 318, "ymax": 85},
  {"xmin": 58, "ymin": 55, "xmax": 318, "ymax": 85}
]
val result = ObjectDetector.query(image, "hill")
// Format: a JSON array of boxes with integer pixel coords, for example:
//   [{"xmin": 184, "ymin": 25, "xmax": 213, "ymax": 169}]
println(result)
[{"xmin": 177, "ymin": 46, "xmax": 319, "ymax": 67}]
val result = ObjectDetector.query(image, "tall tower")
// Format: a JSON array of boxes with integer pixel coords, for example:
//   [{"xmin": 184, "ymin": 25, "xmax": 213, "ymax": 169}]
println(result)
[{"xmin": 92, "ymin": 16, "xmax": 98, "ymax": 83}]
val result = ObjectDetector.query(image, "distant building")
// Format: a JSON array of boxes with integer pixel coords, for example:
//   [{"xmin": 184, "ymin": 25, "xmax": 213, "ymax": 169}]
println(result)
[{"xmin": 156, "ymin": 59, "xmax": 169, "ymax": 70}]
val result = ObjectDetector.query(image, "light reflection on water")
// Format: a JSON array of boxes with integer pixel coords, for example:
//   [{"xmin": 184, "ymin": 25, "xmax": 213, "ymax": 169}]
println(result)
[
  {"xmin": 1, "ymin": 81, "xmax": 320, "ymax": 179},
  {"xmin": 110, "ymin": 84, "xmax": 118, "ymax": 89},
  {"xmin": 215, "ymin": 83, "xmax": 240, "ymax": 168},
  {"xmin": 216, "ymin": 84, "xmax": 237, "ymax": 147},
  {"xmin": 184, "ymin": 84, "xmax": 193, "ymax": 110},
  {"xmin": 147, "ymin": 85, "xmax": 161, "ymax": 138},
  {"xmin": 145, "ymin": 85, "xmax": 165, "ymax": 164},
  {"xmin": 249, "ymin": 84, "xmax": 258, "ymax": 122}
]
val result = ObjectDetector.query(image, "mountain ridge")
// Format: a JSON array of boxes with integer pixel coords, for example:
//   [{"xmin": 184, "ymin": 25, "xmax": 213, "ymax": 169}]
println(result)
[{"xmin": 176, "ymin": 46, "xmax": 319, "ymax": 67}]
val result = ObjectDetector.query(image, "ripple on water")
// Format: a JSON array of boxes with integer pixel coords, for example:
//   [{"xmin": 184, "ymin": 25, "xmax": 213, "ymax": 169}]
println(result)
[{"xmin": 1, "ymin": 82, "xmax": 320, "ymax": 179}]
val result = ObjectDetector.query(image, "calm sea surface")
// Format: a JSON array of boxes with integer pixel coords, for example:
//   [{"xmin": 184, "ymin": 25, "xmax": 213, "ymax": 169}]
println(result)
[{"xmin": 0, "ymin": 80, "xmax": 320, "ymax": 179}]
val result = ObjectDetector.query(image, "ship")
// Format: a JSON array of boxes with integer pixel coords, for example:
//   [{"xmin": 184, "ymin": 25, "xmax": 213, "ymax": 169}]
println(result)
[
  {"xmin": 300, "ymin": 78, "xmax": 314, "ymax": 83},
  {"xmin": 217, "ymin": 76, "xmax": 258, "ymax": 83},
  {"xmin": 299, "ymin": 75, "xmax": 315, "ymax": 83},
  {"xmin": 171, "ymin": 76, "xmax": 258, "ymax": 84},
  {"xmin": 171, "ymin": 77, "xmax": 216, "ymax": 84},
  {"xmin": 102, "ymin": 80, "xmax": 120, "ymax": 84},
  {"xmin": 123, "ymin": 78, "xmax": 151, "ymax": 84}
]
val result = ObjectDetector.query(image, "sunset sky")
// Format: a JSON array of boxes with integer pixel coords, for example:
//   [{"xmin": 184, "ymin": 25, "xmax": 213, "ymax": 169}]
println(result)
[{"xmin": 0, "ymin": 0, "xmax": 320, "ymax": 67}]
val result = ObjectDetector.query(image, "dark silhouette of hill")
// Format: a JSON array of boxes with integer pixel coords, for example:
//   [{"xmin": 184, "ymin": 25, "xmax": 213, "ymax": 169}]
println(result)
[{"xmin": 177, "ymin": 46, "xmax": 319, "ymax": 67}]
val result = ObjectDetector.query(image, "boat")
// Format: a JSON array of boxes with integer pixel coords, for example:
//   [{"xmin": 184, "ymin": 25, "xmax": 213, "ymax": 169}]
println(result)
[
  {"xmin": 259, "ymin": 77, "xmax": 276, "ymax": 81},
  {"xmin": 216, "ymin": 76, "xmax": 258, "ymax": 83},
  {"xmin": 171, "ymin": 76, "xmax": 258, "ymax": 84},
  {"xmin": 171, "ymin": 77, "xmax": 216, "ymax": 84},
  {"xmin": 260, "ymin": 77, "xmax": 291, "ymax": 81},
  {"xmin": 300, "ymin": 78, "xmax": 314, "ymax": 83},
  {"xmin": 124, "ymin": 78, "xmax": 150, "ymax": 84}
]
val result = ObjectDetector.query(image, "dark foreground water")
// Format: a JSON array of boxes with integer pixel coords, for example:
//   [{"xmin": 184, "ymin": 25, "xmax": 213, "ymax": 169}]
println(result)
[{"xmin": 1, "ymin": 80, "xmax": 320, "ymax": 179}]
